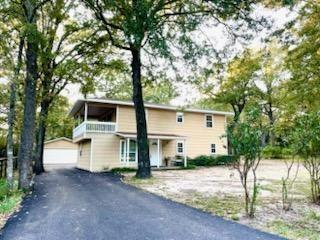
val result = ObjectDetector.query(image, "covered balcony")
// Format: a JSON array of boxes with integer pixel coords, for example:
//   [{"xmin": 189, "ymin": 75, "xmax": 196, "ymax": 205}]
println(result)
[{"xmin": 72, "ymin": 101, "xmax": 117, "ymax": 139}]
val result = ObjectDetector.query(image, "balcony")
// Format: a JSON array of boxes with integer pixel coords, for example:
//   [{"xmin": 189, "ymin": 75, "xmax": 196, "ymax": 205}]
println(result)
[{"xmin": 73, "ymin": 121, "xmax": 117, "ymax": 139}]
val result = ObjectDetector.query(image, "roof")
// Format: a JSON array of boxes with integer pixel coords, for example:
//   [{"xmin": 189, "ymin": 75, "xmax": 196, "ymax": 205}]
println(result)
[
  {"xmin": 115, "ymin": 132, "xmax": 186, "ymax": 140},
  {"xmin": 44, "ymin": 137, "xmax": 73, "ymax": 144},
  {"xmin": 69, "ymin": 98, "xmax": 234, "ymax": 117}
]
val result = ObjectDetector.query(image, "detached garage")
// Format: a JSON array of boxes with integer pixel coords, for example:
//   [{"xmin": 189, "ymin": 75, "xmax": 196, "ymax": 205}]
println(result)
[{"xmin": 43, "ymin": 137, "xmax": 78, "ymax": 167}]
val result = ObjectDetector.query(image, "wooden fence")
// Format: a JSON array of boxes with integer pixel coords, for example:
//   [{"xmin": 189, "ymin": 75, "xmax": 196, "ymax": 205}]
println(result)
[{"xmin": 0, "ymin": 157, "xmax": 18, "ymax": 179}]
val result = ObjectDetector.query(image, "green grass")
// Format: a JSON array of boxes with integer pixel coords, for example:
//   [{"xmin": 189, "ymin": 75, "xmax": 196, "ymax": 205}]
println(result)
[
  {"xmin": 124, "ymin": 176, "xmax": 158, "ymax": 186},
  {"xmin": 0, "ymin": 180, "xmax": 23, "ymax": 214},
  {"xmin": 0, "ymin": 179, "xmax": 23, "ymax": 228},
  {"xmin": 0, "ymin": 192, "xmax": 22, "ymax": 214},
  {"xmin": 269, "ymin": 210, "xmax": 320, "ymax": 240},
  {"xmin": 185, "ymin": 194, "xmax": 243, "ymax": 220}
]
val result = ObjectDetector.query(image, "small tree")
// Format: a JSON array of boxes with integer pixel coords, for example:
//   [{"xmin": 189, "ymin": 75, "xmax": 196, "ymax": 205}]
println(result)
[
  {"xmin": 281, "ymin": 154, "xmax": 300, "ymax": 211},
  {"xmin": 292, "ymin": 112, "xmax": 320, "ymax": 204},
  {"xmin": 227, "ymin": 107, "xmax": 264, "ymax": 218}
]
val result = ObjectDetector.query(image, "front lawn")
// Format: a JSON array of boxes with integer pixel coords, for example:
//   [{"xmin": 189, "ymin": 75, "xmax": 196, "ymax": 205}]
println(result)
[
  {"xmin": 123, "ymin": 160, "xmax": 320, "ymax": 240},
  {"xmin": 0, "ymin": 179, "xmax": 23, "ymax": 228}
]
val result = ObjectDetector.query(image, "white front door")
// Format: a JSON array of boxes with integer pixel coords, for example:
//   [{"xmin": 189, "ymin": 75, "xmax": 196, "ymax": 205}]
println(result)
[{"xmin": 149, "ymin": 140, "xmax": 160, "ymax": 166}]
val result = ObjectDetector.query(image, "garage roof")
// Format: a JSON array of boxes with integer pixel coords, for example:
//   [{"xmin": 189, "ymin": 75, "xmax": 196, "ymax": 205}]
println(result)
[{"xmin": 44, "ymin": 137, "xmax": 73, "ymax": 144}]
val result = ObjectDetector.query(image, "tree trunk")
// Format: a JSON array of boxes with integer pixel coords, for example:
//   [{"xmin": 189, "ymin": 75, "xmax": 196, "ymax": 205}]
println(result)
[
  {"xmin": 267, "ymin": 103, "xmax": 275, "ymax": 146},
  {"xmin": 6, "ymin": 38, "xmax": 24, "ymax": 191},
  {"xmin": 131, "ymin": 48, "xmax": 151, "ymax": 178},
  {"xmin": 18, "ymin": 6, "xmax": 38, "ymax": 189},
  {"xmin": 34, "ymin": 100, "xmax": 50, "ymax": 175}
]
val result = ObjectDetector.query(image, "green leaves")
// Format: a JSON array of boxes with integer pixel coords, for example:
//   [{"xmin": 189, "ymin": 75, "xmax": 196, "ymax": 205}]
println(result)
[
  {"xmin": 227, "ymin": 106, "xmax": 264, "ymax": 161},
  {"xmin": 291, "ymin": 112, "xmax": 320, "ymax": 159},
  {"xmin": 284, "ymin": 1, "xmax": 320, "ymax": 112}
]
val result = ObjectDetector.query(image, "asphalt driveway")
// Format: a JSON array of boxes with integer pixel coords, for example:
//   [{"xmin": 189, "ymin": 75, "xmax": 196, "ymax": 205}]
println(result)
[{"xmin": 0, "ymin": 169, "xmax": 285, "ymax": 240}]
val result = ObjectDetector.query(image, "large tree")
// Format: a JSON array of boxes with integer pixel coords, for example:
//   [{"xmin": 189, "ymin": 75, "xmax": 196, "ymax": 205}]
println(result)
[
  {"xmin": 45, "ymin": 96, "xmax": 74, "ymax": 140},
  {"xmin": 33, "ymin": 0, "xmax": 112, "ymax": 174},
  {"xmin": 97, "ymin": 71, "xmax": 179, "ymax": 104},
  {"xmin": 81, "ymin": 0, "xmax": 262, "ymax": 178},
  {"xmin": 255, "ymin": 41, "xmax": 286, "ymax": 145},
  {"xmin": 199, "ymin": 49, "xmax": 261, "ymax": 123},
  {"xmin": 17, "ymin": 0, "xmax": 43, "ymax": 189},
  {"xmin": 284, "ymin": 1, "xmax": 320, "ymax": 112},
  {"xmin": 0, "ymin": 2, "xmax": 25, "ymax": 190}
]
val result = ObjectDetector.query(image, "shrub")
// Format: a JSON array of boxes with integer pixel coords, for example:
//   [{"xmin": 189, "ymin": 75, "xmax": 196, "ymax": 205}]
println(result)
[
  {"xmin": 215, "ymin": 155, "xmax": 236, "ymax": 165},
  {"xmin": 262, "ymin": 145, "xmax": 283, "ymax": 159},
  {"xmin": 281, "ymin": 148, "xmax": 293, "ymax": 157},
  {"xmin": 110, "ymin": 167, "xmax": 137, "ymax": 173},
  {"xmin": 189, "ymin": 155, "xmax": 235, "ymax": 166}
]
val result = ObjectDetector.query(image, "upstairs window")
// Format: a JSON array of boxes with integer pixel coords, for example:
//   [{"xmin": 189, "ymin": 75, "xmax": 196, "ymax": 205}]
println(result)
[
  {"xmin": 176, "ymin": 112, "xmax": 184, "ymax": 123},
  {"xmin": 205, "ymin": 114, "xmax": 213, "ymax": 128},
  {"xmin": 211, "ymin": 144, "xmax": 216, "ymax": 154},
  {"xmin": 176, "ymin": 141, "xmax": 184, "ymax": 154}
]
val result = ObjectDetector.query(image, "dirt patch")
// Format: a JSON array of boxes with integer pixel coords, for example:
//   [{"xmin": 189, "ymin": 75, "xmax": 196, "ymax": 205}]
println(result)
[{"xmin": 124, "ymin": 160, "xmax": 320, "ymax": 240}]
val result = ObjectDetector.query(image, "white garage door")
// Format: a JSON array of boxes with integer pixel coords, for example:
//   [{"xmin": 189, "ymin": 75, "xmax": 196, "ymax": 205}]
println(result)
[{"xmin": 43, "ymin": 149, "xmax": 78, "ymax": 164}]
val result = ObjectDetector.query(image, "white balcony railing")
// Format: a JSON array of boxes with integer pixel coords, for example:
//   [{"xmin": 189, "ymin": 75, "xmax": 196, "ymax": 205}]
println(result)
[{"xmin": 73, "ymin": 121, "xmax": 116, "ymax": 138}]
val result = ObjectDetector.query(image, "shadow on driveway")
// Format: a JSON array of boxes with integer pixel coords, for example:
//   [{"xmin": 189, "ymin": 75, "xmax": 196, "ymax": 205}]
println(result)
[{"xmin": 0, "ymin": 169, "xmax": 286, "ymax": 240}]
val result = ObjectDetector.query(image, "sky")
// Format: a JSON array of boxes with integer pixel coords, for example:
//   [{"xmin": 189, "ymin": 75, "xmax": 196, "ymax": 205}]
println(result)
[{"xmin": 60, "ymin": 5, "xmax": 297, "ymax": 107}]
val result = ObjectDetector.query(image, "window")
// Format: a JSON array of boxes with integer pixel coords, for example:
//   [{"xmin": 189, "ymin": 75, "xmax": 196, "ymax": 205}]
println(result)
[
  {"xmin": 211, "ymin": 144, "xmax": 216, "ymax": 154},
  {"xmin": 205, "ymin": 114, "xmax": 213, "ymax": 128},
  {"xmin": 128, "ymin": 139, "xmax": 137, "ymax": 162},
  {"xmin": 176, "ymin": 141, "xmax": 184, "ymax": 154},
  {"xmin": 176, "ymin": 112, "xmax": 184, "ymax": 123},
  {"xmin": 120, "ymin": 139, "xmax": 137, "ymax": 162}
]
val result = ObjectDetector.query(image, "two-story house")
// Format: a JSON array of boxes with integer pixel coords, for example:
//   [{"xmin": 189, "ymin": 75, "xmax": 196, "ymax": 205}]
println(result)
[{"xmin": 69, "ymin": 98, "xmax": 233, "ymax": 172}]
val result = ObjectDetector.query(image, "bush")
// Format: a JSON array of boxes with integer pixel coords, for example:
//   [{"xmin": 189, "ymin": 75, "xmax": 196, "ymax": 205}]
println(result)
[
  {"xmin": 110, "ymin": 167, "xmax": 137, "ymax": 174},
  {"xmin": 189, "ymin": 155, "xmax": 236, "ymax": 167},
  {"xmin": 215, "ymin": 155, "xmax": 236, "ymax": 165},
  {"xmin": 262, "ymin": 145, "xmax": 292, "ymax": 159}
]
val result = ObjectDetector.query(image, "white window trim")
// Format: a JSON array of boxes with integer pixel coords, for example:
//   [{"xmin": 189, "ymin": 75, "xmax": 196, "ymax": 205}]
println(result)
[
  {"xmin": 119, "ymin": 139, "xmax": 125, "ymax": 162},
  {"xmin": 119, "ymin": 139, "xmax": 138, "ymax": 163},
  {"xmin": 145, "ymin": 108, "xmax": 149, "ymax": 123},
  {"xmin": 176, "ymin": 112, "xmax": 184, "ymax": 123},
  {"xmin": 128, "ymin": 139, "xmax": 137, "ymax": 163},
  {"xmin": 176, "ymin": 140, "xmax": 184, "ymax": 155},
  {"xmin": 211, "ymin": 143, "xmax": 216, "ymax": 154},
  {"xmin": 205, "ymin": 114, "xmax": 214, "ymax": 128}
]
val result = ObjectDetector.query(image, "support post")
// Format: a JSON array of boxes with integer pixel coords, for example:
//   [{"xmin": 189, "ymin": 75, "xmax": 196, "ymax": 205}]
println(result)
[
  {"xmin": 184, "ymin": 139, "xmax": 187, "ymax": 167},
  {"xmin": 84, "ymin": 102, "xmax": 88, "ymax": 122},
  {"xmin": 157, "ymin": 139, "xmax": 160, "ymax": 168},
  {"xmin": 126, "ymin": 138, "xmax": 130, "ymax": 166}
]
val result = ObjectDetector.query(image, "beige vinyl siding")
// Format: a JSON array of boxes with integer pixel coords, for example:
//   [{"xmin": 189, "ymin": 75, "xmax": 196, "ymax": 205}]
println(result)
[
  {"xmin": 117, "ymin": 105, "xmax": 136, "ymax": 132},
  {"xmin": 90, "ymin": 133, "xmax": 120, "ymax": 171},
  {"xmin": 77, "ymin": 140, "xmax": 91, "ymax": 170},
  {"xmin": 44, "ymin": 140, "xmax": 77, "ymax": 149},
  {"xmin": 162, "ymin": 140, "xmax": 176, "ymax": 159},
  {"xmin": 118, "ymin": 106, "xmax": 228, "ymax": 158}
]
